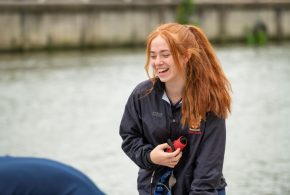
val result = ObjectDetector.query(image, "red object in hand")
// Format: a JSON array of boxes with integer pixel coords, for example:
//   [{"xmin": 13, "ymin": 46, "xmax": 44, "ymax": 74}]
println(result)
[{"xmin": 166, "ymin": 136, "xmax": 187, "ymax": 153}]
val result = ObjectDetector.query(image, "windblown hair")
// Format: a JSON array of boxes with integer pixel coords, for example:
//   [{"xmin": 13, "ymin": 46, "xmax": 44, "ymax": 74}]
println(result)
[{"xmin": 145, "ymin": 23, "xmax": 231, "ymax": 128}]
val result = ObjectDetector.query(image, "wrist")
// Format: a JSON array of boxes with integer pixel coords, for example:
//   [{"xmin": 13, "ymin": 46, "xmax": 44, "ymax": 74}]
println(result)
[{"xmin": 147, "ymin": 150, "xmax": 155, "ymax": 165}]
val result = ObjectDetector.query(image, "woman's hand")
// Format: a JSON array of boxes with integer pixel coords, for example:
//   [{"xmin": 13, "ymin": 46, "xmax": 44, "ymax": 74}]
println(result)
[{"xmin": 150, "ymin": 143, "xmax": 182, "ymax": 168}]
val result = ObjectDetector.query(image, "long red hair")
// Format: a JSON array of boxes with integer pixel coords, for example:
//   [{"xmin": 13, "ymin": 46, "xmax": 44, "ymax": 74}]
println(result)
[{"xmin": 145, "ymin": 23, "xmax": 231, "ymax": 128}]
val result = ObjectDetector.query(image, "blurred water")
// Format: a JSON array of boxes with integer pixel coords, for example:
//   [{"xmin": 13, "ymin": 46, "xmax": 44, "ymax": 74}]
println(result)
[{"xmin": 0, "ymin": 45, "xmax": 289, "ymax": 195}]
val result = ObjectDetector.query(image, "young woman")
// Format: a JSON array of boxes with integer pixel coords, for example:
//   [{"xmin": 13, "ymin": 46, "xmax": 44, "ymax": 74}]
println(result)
[{"xmin": 119, "ymin": 23, "xmax": 231, "ymax": 195}]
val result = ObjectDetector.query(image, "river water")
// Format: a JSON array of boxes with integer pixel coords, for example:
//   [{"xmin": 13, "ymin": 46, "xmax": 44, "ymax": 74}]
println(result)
[{"xmin": 0, "ymin": 45, "xmax": 289, "ymax": 195}]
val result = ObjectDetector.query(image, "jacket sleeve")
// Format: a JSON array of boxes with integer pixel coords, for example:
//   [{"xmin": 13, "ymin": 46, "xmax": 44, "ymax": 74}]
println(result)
[
  {"xmin": 190, "ymin": 112, "xmax": 226, "ymax": 195},
  {"xmin": 119, "ymin": 89, "xmax": 157, "ymax": 170}
]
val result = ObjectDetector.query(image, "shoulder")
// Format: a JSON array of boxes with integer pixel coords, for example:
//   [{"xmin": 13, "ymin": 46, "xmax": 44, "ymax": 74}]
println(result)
[
  {"xmin": 204, "ymin": 112, "xmax": 226, "ymax": 132},
  {"xmin": 124, "ymin": 80, "xmax": 153, "ymax": 111},
  {"xmin": 132, "ymin": 79, "xmax": 154, "ymax": 96},
  {"xmin": 206, "ymin": 112, "xmax": 225, "ymax": 122}
]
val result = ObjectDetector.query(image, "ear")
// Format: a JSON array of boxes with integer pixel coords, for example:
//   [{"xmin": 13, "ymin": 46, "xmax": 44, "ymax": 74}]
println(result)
[{"xmin": 182, "ymin": 52, "xmax": 191, "ymax": 65}]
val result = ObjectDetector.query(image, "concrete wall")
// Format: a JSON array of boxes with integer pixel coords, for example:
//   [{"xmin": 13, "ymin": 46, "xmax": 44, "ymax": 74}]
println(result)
[
  {"xmin": 0, "ymin": 0, "xmax": 290, "ymax": 51},
  {"xmin": 196, "ymin": 3, "xmax": 290, "ymax": 42}
]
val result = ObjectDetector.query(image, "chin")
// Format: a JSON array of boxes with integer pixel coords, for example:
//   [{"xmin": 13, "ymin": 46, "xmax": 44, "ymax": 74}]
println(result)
[{"xmin": 158, "ymin": 76, "xmax": 170, "ymax": 83}]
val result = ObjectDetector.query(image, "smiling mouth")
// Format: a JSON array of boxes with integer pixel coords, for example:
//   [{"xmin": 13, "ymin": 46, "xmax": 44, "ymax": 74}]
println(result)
[{"xmin": 158, "ymin": 68, "xmax": 169, "ymax": 73}]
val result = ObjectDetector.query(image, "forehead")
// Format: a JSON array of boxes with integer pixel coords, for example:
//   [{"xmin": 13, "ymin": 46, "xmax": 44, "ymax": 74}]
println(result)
[{"xmin": 150, "ymin": 35, "xmax": 170, "ymax": 52}]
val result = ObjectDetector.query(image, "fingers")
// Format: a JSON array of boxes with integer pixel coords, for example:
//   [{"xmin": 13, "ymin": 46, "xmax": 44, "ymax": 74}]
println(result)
[
  {"xmin": 157, "ymin": 143, "xmax": 170, "ymax": 150},
  {"xmin": 165, "ymin": 148, "xmax": 181, "ymax": 158},
  {"xmin": 172, "ymin": 151, "xmax": 182, "ymax": 162},
  {"xmin": 167, "ymin": 149, "xmax": 182, "ymax": 168},
  {"xmin": 150, "ymin": 143, "xmax": 183, "ymax": 168},
  {"xmin": 167, "ymin": 154, "xmax": 182, "ymax": 168},
  {"xmin": 171, "ymin": 148, "xmax": 181, "ymax": 156}
]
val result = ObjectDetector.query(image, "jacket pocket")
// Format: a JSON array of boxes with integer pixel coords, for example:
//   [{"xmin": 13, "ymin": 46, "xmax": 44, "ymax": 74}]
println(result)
[
  {"xmin": 183, "ymin": 167, "xmax": 194, "ymax": 194},
  {"xmin": 137, "ymin": 168, "xmax": 153, "ymax": 194}
]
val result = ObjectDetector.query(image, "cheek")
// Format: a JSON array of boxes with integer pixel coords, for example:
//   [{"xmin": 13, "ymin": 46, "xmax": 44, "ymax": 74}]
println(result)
[
  {"xmin": 167, "ymin": 57, "xmax": 175, "ymax": 66},
  {"xmin": 150, "ymin": 63, "xmax": 157, "ymax": 75},
  {"xmin": 171, "ymin": 64, "xmax": 180, "ymax": 75}
]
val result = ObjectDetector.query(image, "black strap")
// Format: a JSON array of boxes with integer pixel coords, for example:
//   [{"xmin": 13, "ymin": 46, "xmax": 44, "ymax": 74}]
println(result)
[{"xmin": 167, "ymin": 139, "xmax": 175, "ymax": 152}]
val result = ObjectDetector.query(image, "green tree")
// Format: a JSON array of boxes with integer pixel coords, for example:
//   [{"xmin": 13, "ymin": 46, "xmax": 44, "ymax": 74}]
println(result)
[{"xmin": 177, "ymin": 0, "xmax": 195, "ymax": 24}]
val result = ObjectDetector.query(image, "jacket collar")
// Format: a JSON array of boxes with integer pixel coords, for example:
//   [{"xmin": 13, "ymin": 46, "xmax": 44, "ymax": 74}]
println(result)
[
  {"xmin": 153, "ymin": 78, "xmax": 165, "ymax": 92},
  {"xmin": 154, "ymin": 78, "xmax": 182, "ymax": 107}
]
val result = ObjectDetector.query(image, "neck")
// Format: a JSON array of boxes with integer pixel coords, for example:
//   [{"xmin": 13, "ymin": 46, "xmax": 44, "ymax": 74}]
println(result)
[{"xmin": 165, "ymin": 79, "xmax": 184, "ymax": 105}]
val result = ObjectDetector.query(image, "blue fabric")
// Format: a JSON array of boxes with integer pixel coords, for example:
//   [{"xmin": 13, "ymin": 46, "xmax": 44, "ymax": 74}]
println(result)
[
  {"xmin": 154, "ymin": 168, "xmax": 226, "ymax": 195},
  {"xmin": 0, "ymin": 156, "xmax": 105, "ymax": 195},
  {"xmin": 218, "ymin": 188, "xmax": 226, "ymax": 195},
  {"xmin": 154, "ymin": 169, "xmax": 173, "ymax": 195}
]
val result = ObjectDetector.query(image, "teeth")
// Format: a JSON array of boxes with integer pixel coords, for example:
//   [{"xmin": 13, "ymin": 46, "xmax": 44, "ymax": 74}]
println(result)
[{"xmin": 158, "ymin": 68, "xmax": 169, "ymax": 73}]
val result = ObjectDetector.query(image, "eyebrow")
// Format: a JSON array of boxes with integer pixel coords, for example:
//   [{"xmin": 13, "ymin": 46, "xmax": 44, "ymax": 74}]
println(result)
[{"xmin": 150, "ymin": 50, "xmax": 171, "ymax": 53}]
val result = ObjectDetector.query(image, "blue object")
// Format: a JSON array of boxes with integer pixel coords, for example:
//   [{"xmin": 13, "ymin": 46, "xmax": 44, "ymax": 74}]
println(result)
[
  {"xmin": 154, "ymin": 169, "xmax": 173, "ymax": 195},
  {"xmin": 218, "ymin": 188, "xmax": 226, "ymax": 195},
  {"xmin": 0, "ymin": 156, "xmax": 105, "ymax": 195},
  {"xmin": 153, "ymin": 168, "xmax": 226, "ymax": 195}
]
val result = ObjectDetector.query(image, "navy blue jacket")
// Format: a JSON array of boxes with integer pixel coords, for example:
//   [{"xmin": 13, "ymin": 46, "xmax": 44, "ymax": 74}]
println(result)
[{"xmin": 120, "ymin": 79, "xmax": 227, "ymax": 195}]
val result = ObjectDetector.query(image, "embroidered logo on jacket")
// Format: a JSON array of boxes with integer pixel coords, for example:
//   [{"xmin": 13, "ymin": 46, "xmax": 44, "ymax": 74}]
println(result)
[
  {"xmin": 152, "ymin": 111, "xmax": 163, "ymax": 118},
  {"xmin": 188, "ymin": 127, "xmax": 202, "ymax": 134}
]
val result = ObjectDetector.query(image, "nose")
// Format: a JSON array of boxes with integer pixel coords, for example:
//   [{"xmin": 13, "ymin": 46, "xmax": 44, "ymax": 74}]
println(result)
[{"xmin": 154, "ymin": 55, "xmax": 163, "ymax": 66}]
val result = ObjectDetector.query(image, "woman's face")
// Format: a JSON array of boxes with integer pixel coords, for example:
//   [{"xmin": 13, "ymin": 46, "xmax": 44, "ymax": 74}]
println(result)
[{"xmin": 150, "ymin": 35, "xmax": 184, "ymax": 84}]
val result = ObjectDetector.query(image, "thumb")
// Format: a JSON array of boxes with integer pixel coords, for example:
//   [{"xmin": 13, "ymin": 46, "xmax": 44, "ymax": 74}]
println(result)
[
  {"xmin": 171, "ymin": 148, "xmax": 181, "ymax": 156},
  {"xmin": 157, "ymin": 143, "xmax": 170, "ymax": 150}
]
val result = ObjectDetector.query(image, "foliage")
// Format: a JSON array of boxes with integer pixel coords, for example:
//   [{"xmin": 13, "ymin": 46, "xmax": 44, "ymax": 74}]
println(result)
[
  {"xmin": 177, "ymin": 0, "xmax": 195, "ymax": 24},
  {"xmin": 245, "ymin": 21, "xmax": 268, "ymax": 46}
]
